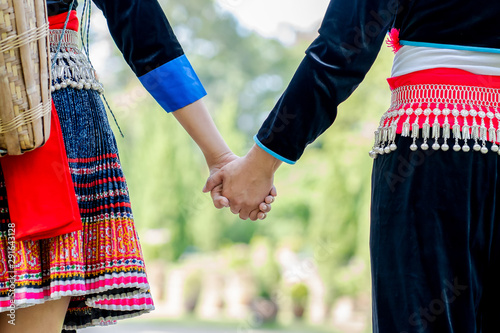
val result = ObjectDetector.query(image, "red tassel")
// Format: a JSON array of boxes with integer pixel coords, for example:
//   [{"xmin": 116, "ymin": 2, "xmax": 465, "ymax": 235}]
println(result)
[{"xmin": 386, "ymin": 28, "xmax": 402, "ymax": 53}]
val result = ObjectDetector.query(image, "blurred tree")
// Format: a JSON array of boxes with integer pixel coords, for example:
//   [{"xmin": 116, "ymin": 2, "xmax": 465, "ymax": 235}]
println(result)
[
  {"xmin": 103, "ymin": 0, "xmax": 306, "ymax": 260},
  {"xmin": 92, "ymin": 0, "xmax": 395, "ymax": 318},
  {"xmin": 159, "ymin": 0, "xmax": 309, "ymax": 138}
]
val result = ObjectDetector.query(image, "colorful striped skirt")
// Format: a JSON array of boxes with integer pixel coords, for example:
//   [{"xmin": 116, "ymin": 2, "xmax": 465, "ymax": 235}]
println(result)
[{"xmin": 0, "ymin": 85, "xmax": 154, "ymax": 329}]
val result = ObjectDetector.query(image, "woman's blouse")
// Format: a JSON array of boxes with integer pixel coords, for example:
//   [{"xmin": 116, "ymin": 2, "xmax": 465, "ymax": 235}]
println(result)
[{"xmin": 46, "ymin": 0, "xmax": 206, "ymax": 113}]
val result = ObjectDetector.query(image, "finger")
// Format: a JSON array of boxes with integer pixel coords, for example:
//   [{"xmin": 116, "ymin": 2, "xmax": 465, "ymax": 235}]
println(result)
[
  {"xmin": 264, "ymin": 195, "xmax": 274, "ymax": 204},
  {"xmin": 203, "ymin": 170, "xmax": 224, "ymax": 193},
  {"xmin": 215, "ymin": 196, "xmax": 229, "ymax": 209},
  {"xmin": 248, "ymin": 209, "xmax": 260, "ymax": 221},
  {"xmin": 259, "ymin": 203, "xmax": 272, "ymax": 213},
  {"xmin": 230, "ymin": 205, "xmax": 241, "ymax": 215},
  {"xmin": 257, "ymin": 212, "xmax": 267, "ymax": 220},
  {"xmin": 210, "ymin": 184, "xmax": 229, "ymax": 209},
  {"xmin": 270, "ymin": 186, "xmax": 278, "ymax": 197},
  {"xmin": 239, "ymin": 209, "xmax": 251, "ymax": 220}
]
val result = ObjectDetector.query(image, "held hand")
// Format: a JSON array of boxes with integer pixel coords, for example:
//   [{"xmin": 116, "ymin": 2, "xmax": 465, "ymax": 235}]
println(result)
[
  {"xmin": 208, "ymin": 182, "xmax": 276, "ymax": 220},
  {"xmin": 251, "ymin": 187, "xmax": 276, "ymax": 220},
  {"xmin": 170, "ymin": 100, "xmax": 275, "ymax": 217},
  {"xmin": 203, "ymin": 145, "xmax": 282, "ymax": 220},
  {"xmin": 206, "ymin": 151, "xmax": 238, "ymax": 209},
  {"xmin": 206, "ymin": 151, "xmax": 275, "ymax": 218}
]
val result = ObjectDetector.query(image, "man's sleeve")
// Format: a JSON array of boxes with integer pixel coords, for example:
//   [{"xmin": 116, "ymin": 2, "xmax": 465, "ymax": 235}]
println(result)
[
  {"xmin": 92, "ymin": 0, "xmax": 206, "ymax": 112},
  {"xmin": 255, "ymin": 0, "xmax": 401, "ymax": 164}
]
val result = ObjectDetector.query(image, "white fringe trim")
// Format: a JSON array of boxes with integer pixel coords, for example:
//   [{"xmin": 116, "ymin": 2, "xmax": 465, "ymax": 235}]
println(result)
[{"xmin": 370, "ymin": 84, "xmax": 500, "ymax": 158}]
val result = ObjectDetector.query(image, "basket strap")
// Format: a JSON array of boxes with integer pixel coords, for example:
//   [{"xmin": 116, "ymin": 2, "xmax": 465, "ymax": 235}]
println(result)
[
  {"xmin": 0, "ymin": 102, "xmax": 51, "ymax": 134},
  {"xmin": 0, "ymin": 24, "xmax": 49, "ymax": 53}
]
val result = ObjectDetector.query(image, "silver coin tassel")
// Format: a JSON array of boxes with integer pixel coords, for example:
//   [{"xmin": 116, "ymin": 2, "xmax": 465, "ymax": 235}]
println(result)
[
  {"xmin": 370, "ymin": 103, "xmax": 500, "ymax": 158},
  {"xmin": 49, "ymin": 30, "xmax": 104, "ymax": 94}
]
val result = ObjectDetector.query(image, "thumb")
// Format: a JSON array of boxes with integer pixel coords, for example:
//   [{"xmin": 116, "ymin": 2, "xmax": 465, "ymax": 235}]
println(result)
[{"xmin": 203, "ymin": 170, "xmax": 224, "ymax": 193}]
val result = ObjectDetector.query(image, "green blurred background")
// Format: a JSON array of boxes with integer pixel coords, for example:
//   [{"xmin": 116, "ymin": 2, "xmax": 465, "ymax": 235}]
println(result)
[{"xmin": 86, "ymin": 0, "xmax": 394, "ymax": 331}]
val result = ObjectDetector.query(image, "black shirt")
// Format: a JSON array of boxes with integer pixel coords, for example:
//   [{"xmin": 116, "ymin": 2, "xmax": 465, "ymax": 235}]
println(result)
[
  {"xmin": 47, "ymin": 0, "xmax": 183, "ymax": 77},
  {"xmin": 255, "ymin": 0, "xmax": 500, "ymax": 163},
  {"xmin": 47, "ymin": 0, "xmax": 78, "ymax": 16}
]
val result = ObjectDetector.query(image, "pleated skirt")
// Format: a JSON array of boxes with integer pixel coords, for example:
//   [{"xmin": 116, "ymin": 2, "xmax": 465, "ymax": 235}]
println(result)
[{"xmin": 0, "ymin": 87, "xmax": 154, "ymax": 330}]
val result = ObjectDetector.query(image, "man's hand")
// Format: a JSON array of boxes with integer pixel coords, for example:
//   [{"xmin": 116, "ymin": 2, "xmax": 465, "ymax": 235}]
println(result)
[
  {"xmin": 169, "ymin": 99, "xmax": 275, "ymax": 218},
  {"xmin": 206, "ymin": 150, "xmax": 275, "ymax": 219},
  {"xmin": 203, "ymin": 145, "xmax": 282, "ymax": 220}
]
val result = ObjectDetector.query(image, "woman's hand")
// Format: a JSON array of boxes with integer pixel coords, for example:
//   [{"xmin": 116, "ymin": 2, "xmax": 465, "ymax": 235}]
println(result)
[
  {"xmin": 170, "ymin": 99, "xmax": 275, "ymax": 218},
  {"xmin": 205, "ymin": 151, "xmax": 275, "ymax": 218},
  {"xmin": 203, "ymin": 145, "xmax": 282, "ymax": 220},
  {"xmin": 206, "ymin": 151, "xmax": 237, "ymax": 209}
]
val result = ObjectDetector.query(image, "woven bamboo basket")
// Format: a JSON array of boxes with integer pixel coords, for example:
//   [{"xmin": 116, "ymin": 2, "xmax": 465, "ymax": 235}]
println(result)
[{"xmin": 0, "ymin": 0, "xmax": 50, "ymax": 156}]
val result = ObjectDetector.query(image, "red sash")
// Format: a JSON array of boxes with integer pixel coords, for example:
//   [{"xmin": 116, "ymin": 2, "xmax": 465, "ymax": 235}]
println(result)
[{"xmin": 0, "ymin": 11, "xmax": 82, "ymax": 241}]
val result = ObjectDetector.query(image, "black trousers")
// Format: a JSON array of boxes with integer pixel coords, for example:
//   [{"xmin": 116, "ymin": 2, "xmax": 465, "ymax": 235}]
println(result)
[{"xmin": 371, "ymin": 135, "xmax": 500, "ymax": 333}]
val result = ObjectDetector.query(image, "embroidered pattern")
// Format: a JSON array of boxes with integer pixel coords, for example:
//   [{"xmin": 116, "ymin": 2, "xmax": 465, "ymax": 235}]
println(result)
[
  {"xmin": 0, "ymin": 85, "xmax": 153, "ymax": 330},
  {"xmin": 370, "ymin": 84, "xmax": 500, "ymax": 158}
]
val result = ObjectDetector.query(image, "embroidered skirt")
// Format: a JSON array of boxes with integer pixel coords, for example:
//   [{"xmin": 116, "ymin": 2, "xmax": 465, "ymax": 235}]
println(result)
[{"xmin": 0, "ymin": 36, "xmax": 154, "ymax": 332}]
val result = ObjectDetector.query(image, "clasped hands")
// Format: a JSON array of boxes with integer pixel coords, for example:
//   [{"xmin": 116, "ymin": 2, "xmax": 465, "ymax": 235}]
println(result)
[{"xmin": 203, "ymin": 145, "xmax": 282, "ymax": 221}]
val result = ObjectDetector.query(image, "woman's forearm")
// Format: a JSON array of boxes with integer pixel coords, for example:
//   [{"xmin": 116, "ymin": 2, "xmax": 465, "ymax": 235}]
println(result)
[{"xmin": 172, "ymin": 99, "xmax": 232, "ymax": 167}]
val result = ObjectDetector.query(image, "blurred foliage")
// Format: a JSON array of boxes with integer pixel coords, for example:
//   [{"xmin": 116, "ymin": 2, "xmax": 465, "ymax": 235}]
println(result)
[
  {"xmin": 93, "ymin": 0, "xmax": 394, "ymax": 310},
  {"xmin": 290, "ymin": 283, "xmax": 309, "ymax": 306},
  {"xmin": 250, "ymin": 237, "xmax": 281, "ymax": 300},
  {"xmin": 184, "ymin": 270, "xmax": 203, "ymax": 313}
]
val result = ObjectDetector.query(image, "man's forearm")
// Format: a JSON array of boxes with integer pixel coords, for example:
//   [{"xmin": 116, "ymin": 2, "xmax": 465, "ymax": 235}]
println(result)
[{"xmin": 245, "ymin": 144, "xmax": 283, "ymax": 176}]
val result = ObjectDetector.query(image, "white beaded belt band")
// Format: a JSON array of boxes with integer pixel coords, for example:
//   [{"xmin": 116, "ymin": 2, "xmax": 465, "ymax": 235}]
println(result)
[
  {"xmin": 49, "ymin": 29, "xmax": 103, "ymax": 93},
  {"xmin": 370, "ymin": 84, "xmax": 500, "ymax": 159}
]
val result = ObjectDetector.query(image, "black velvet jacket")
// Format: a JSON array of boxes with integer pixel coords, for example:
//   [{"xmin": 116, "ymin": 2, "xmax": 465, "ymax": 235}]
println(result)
[
  {"xmin": 47, "ymin": 0, "xmax": 78, "ymax": 16},
  {"xmin": 47, "ymin": 0, "xmax": 500, "ymax": 163},
  {"xmin": 254, "ymin": 0, "xmax": 500, "ymax": 163},
  {"xmin": 47, "ymin": 0, "xmax": 183, "ymax": 77},
  {"xmin": 46, "ymin": 0, "xmax": 208, "ymax": 113}
]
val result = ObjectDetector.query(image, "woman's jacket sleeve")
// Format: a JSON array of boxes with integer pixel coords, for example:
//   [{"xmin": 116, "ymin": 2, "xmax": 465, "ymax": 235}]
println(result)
[
  {"xmin": 254, "ymin": 0, "xmax": 400, "ymax": 164},
  {"xmin": 92, "ymin": 0, "xmax": 206, "ymax": 112}
]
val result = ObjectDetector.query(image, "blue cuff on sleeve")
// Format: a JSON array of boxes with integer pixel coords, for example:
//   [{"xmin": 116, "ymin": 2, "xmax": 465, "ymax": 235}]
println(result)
[
  {"xmin": 138, "ymin": 55, "xmax": 207, "ymax": 113},
  {"xmin": 253, "ymin": 135, "xmax": 296, "ymax": 165},
  {"xmin": 399, "ymin": 40, "xmax": 500, "ymax": 54}
]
